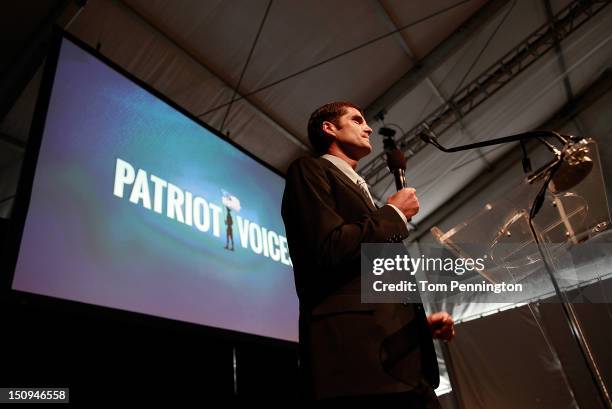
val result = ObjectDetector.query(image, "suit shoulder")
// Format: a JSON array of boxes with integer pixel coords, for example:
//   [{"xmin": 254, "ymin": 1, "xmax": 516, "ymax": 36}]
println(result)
[{"xmin": 286, "ymin": 155, "xmax": 327, "ymax": 177}]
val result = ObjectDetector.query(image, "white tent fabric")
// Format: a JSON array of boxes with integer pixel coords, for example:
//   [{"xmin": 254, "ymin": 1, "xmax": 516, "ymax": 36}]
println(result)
[
  {"xmin": 64, "ymin": 0, "xmax": 487, "ymax": 173},
  {"xmin": 4, "ymin": 0, "xmax": 611, "ymax": 223}
]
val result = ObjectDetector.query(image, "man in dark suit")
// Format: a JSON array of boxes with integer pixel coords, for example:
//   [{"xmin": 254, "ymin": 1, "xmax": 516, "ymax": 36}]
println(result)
[{"xmin": 282, "ymin": 101, "xmax": 455, "ymax": 407}]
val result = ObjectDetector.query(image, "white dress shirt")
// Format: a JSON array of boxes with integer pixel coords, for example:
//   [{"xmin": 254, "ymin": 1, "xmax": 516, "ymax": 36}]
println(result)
[{"xmin": 321, "ymin": 154, "xmax": 409, "ymax": 227}]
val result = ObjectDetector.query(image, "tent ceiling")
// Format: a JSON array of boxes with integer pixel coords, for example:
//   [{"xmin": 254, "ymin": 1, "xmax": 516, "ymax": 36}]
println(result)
[
  {"xmin": 65, "ymin": 0, "xmax": 489, "ymax": 165},
  {"xmin": 2, "ymin": 0, "xmax": 611, "ymax": 224},
  {"xmin": 118, "ymin": 0, "xmax": 487, "ymax": 139}
]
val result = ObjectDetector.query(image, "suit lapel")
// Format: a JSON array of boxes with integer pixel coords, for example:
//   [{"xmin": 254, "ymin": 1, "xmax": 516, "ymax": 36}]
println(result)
[{"xmin": 319, "ymin": 158, "xmax": 377, "ymax": 212}]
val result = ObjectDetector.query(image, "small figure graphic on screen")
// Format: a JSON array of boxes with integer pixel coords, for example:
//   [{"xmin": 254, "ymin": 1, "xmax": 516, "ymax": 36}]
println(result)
[
  {"xmin": 221, "ymin": 190, "xmax": 240, "ymax": 251},
  {"xmin": 224, "ymin": 207, "xmax": 234, "ymax": 251}
]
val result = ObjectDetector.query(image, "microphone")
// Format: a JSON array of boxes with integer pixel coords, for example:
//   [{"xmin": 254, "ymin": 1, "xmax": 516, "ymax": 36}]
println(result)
[
  {"xmin": 381, "ymin": 129, "xmax": 415, "ymax": 237},
  {"xmin": 386, "ymin": 149, "xmax": 408, "ymax": 191},
  {"xmin": 380, "ymin": 128, "xmax": 407, "ymax": 191},
  {"xmin": 528, "ymin": 137, "xmax": 593, "ymax": 193}
]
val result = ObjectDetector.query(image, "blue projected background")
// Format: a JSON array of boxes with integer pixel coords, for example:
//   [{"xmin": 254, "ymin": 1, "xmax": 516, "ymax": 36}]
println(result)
[{"xmin": 12, "ymin": 37, "xmax": 298, "ymax": 342}]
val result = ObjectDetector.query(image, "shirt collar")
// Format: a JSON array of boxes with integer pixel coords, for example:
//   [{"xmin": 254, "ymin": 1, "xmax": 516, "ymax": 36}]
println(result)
[{"xmin": 321, "ymin": 154, "xmax": 363, "ymax": 185}]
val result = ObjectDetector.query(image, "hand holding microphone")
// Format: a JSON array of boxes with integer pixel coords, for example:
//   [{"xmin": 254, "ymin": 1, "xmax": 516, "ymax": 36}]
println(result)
[{"xmin": 387, "ymin": 188, "xmax": 419, "ymax": 219}]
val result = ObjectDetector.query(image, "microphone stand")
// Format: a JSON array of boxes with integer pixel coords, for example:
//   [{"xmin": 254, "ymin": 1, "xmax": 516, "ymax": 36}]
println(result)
[{"xmin": 421, "ymin": 131, "xmax": 611, "ymax": 408}]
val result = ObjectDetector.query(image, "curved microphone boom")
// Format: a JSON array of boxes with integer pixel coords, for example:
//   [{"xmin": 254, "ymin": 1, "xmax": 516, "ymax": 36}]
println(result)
[{"xmin": 419, "ymin": 130, "xmax": 593, "ymax": 192}]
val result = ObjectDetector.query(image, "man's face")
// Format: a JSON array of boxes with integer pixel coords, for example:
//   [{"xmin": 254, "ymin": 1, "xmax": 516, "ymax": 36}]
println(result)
[{"xmin": 325, "ymin": 107, "xmax": 373, "ymax": 160}]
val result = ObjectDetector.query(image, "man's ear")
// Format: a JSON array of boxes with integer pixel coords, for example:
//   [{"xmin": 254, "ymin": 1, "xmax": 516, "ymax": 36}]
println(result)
[{"xmin": 321, "ymin": 121, "xmax": 337, "ymax": 138}]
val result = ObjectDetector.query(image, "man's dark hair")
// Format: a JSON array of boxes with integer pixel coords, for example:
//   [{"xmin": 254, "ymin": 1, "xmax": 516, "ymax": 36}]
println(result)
[{"xmin": 307, "ymin": 101, "xmax": 363, "ymax": 155}]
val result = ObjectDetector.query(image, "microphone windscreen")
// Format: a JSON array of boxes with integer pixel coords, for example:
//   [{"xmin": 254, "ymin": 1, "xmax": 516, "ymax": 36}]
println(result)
[
  {"xmin": 551, "ymin": 152, "xmax": 593, "ymax": 192},
  {"xmin": 386, "ymin": 149, "xmax": 406, "ymax": 171}
]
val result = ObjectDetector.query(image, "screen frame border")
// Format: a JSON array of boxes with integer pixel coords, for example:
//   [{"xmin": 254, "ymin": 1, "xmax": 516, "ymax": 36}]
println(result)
[{"xmin": 2, "ymin": 27, "xmax": 298, "ymax": 349}]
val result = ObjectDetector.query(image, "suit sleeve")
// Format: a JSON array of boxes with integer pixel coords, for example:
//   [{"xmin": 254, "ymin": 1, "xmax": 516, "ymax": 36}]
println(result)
[{"xmin": 282, "ymin": 157, "xmax": 409, "ymax": 271}]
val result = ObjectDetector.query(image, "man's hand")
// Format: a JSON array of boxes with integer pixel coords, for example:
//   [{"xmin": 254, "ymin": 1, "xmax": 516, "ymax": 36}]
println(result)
[
  {"xmin": 387, "ymin": 188, "xmax": 419, "ymax": 219},
  {"xmin": 427, "ymin": 312, "xmax": 455, "ymax": 342}
]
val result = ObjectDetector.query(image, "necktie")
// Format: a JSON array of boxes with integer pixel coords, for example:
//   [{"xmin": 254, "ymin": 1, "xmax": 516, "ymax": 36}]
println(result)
[{"xmin": 356, "ymin": 177, "xmax": 375, "ymax": 207}]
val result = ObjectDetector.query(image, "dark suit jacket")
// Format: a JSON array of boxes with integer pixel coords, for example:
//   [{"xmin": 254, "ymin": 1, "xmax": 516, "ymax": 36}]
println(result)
[{"xmin": 281, "ymin": 156, "xmax": 439, "ymax": 400}]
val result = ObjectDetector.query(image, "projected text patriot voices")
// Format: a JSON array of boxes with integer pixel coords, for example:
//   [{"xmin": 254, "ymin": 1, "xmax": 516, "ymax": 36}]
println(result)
[{"xmin": 112, "ymin": 158, "xmax": 292, "ymax": 266}]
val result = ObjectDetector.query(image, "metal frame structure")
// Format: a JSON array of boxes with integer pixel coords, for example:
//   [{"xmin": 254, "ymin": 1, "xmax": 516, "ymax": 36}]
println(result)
[
  {"xmin": 361, "ymin": 0, "xmax": 610, "ymax": 187},
  {"xmin": 364, "ymin": 0, "xmax": 511, "ymax": 122}
]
